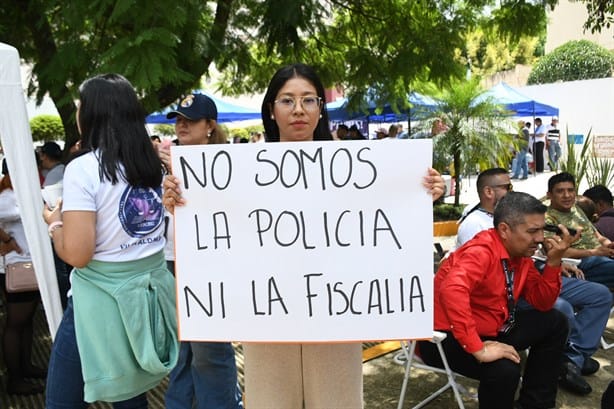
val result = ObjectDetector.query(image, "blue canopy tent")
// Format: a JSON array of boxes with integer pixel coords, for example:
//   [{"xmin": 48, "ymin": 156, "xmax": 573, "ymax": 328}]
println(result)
[
  {"xmin": 146, "ymin": 91, "xmax": 261, "ymax": 124},
  {"xmin": 474, "ymin": 82, "xmax": 559, "ymax": 117},
  {"xmin": 475, "ymin": 82, "xmax": 559, "ymax": 178},
  {"xmin": 326, "ymin": 92, "xmax": 438, "ymax": 122}
]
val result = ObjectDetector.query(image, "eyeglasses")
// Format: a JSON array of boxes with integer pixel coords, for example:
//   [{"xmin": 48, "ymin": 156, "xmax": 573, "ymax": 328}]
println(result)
[
  {"xmin": 274, "ymin": 96, "xmax": 322, "ymax": 113},
  {"xmin": 490, "ymin": 183, "xmax": 514, "ymax": 191}
]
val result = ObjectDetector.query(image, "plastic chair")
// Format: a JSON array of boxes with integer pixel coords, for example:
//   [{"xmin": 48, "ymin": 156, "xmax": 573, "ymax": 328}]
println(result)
[{"xmin": 393, "ymin": 331, "xmax": 475, "ymax": 409}]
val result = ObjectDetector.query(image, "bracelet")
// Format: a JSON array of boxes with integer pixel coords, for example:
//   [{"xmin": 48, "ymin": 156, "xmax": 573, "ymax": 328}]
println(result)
[{"xmin": 48, "ymin": 221, "xmax": 64, "ymax": 238}]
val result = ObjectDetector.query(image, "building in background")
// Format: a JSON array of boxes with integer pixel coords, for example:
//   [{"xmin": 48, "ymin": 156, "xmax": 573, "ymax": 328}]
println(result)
[{"xmin": 546, "ymin": 0, "xmax": 614, "ymax": 53}]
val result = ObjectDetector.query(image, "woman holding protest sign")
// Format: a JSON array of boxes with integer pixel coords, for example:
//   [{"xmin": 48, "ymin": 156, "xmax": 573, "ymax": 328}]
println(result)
[
  {"xmin": 163, "ymin": 63, "xmax": 445, "ymax": 408},
  {"xmin": 43, "ymin": 73, "xmax": 178, "ymax": 408}
]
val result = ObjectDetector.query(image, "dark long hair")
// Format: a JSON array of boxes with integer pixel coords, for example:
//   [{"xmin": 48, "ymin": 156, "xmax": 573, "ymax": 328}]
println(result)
[
  {"xmin": 77, "ymin": 73, "xmax": 162, "ymax": 188},
  {"xmin": 261, "ymin": 63, "xmax": 332, "ymax": 143}
]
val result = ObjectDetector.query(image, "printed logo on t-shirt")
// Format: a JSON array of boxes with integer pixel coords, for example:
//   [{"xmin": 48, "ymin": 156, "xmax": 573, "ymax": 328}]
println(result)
[{"xmin": 118, "ymin": 186, "xmax": 164, "ymax": 238}]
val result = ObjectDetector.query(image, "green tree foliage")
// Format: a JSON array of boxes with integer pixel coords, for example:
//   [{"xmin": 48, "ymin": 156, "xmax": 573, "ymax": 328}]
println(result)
[
  {"xmin": 582, "ymin": 0, "xmax": 614, "ymax": 32},
  {"xmin": 245, "ymin": 125, "xmax": 264, "ymax": 135},
  {"xmin": 460, "ymin": 28, "xmax": 540, "ymax": 78},
  {"xmin": 427, "ymin": 78, "xmax": 515, "ymax": 206},
  {"xmin": 528, "ymin": 40, "xmax": 614, "ymax": 85},
  {"xmin": 229, "ymin": 127, "xmax": 250, "ymax": 141},
  {"xmin": 29, "ymin": 115, "xmax": 64, "ymax": 142},
  {"xmin": 1, "ymin": 0, "xmax": 592, "ymax": 147},
  {"xmin": 153, "ymin": 124, "xmax": 176, "ymax": 137}
]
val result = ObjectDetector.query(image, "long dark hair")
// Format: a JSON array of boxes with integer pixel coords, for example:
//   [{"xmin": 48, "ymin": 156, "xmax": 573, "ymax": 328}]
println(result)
[
  {"xmin": 77, "ymin": 73, "xmax": 162, "ymax": 188},
  {"xmin": 261, "ymin": 63, "xmax": 332, "ymax": 143}
]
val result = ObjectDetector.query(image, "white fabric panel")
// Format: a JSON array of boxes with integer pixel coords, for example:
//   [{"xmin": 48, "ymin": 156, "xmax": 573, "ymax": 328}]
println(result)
[{"xmin": 0, "ymin": 43, "xmax": 63, "ymax": 338}]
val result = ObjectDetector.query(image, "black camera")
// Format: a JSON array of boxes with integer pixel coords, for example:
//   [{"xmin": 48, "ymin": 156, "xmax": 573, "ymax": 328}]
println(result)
[{"xmin": 544, "ymin": 223, "xmax": 578, "ymax": 237}]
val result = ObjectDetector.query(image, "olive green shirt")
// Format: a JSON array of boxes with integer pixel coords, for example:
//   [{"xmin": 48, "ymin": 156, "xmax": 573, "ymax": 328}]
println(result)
[{"xmin": 545, "ymin": 205, "xmax": 600, "ymax": 249}]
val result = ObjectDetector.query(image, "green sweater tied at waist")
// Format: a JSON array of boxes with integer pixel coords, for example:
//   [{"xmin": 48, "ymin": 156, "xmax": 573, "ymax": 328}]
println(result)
[{"xmin": 72, "ymin": 251, "xmax": 179, "ymax": 403}]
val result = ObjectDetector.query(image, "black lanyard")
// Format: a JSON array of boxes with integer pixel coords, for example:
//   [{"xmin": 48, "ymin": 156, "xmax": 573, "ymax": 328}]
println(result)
[{"xmin": 500, "ymin": 259, "xmax": 516, "ymax": 332}]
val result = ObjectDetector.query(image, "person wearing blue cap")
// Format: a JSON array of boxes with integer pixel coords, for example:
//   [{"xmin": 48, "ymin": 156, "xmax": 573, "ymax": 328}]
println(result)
[{"xmin": 158, "ymin": 94, "xmax": 242, "ymax": 409}]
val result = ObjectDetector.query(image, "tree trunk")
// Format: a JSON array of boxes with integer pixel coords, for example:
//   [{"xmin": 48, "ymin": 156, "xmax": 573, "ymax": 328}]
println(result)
[{"xmin": 453, "ymin": 151, "xmax": 461, "ymax": 206}]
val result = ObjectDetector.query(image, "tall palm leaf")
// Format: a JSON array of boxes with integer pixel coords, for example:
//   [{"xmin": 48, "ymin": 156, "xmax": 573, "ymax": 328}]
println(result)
[{"xmin": 429, "ymin": 78, "xmax": 515, "ymax": 205}]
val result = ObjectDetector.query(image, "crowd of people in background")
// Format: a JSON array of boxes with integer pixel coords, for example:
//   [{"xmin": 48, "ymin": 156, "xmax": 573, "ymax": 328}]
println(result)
[
  {"xmin": 1, "ymin": 62, "xmax": 614, "ymax": 409},
  {"xmin": 512, "ymin": 115, "xmax": 561, "ymax": 179}
]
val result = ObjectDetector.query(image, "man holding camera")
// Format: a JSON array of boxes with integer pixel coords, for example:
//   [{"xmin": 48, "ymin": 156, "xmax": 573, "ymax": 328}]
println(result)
[{"xmin": 420, "ymin": 191, "xmax": 571, "ymax": 409}]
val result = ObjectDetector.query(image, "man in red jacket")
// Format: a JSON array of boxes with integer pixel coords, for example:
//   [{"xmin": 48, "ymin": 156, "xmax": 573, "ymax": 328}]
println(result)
[{"xmin": 420, "ymin": 191, "xmax": 575, "ymax": 409}]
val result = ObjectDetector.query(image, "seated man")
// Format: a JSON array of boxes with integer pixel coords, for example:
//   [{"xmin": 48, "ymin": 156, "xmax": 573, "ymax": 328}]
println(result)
[
  {"xmin": 546, "ymin": 172, "xmax": 614, "ymax": 290},
  {"xmin": 576, "ymin": 195, "xmax": 598, "ymax": 223},
  {"xmin": 420, "ymin": 191, "xmax": 570, "ymax": 409},
  {"xmin": 454, "ymin": 168, "xmax": 611, "ymax": 395},
  {"xmin": 583, "ymin": 184, "xmax": 614, "ymax": 241}
]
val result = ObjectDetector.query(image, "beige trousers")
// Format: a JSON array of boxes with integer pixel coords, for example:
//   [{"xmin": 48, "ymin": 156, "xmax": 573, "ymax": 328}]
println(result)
[{"xmin": 243, "ymin": 343, "xmax": 363, "ymax": 409}]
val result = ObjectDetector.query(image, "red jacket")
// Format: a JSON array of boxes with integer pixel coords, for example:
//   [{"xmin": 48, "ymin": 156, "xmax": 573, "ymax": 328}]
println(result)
[{"xmin": 435, "ymin": 229, "xmax": 561, "ymax": 353}]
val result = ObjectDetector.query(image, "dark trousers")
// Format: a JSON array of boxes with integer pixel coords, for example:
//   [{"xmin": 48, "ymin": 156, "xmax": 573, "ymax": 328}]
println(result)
[
  {"xmin": 52, "ymin": 246, "xmax": 71, "ymax": 310},
  {"xmin": 419, "ymin": 309, "xmax": 568, "ymax": 409},
  {"xmin": 535, "ymin": 141, "xmax": 545, "ymax": 173}
]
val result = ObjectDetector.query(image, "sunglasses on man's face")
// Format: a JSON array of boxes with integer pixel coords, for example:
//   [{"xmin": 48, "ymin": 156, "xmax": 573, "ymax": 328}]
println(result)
[{"xmin": 490, "ymin": 183, "xmax": 513, "ymax": 192}]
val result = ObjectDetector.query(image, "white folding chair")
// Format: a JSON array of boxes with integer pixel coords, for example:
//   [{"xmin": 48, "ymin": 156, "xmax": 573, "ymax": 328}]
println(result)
[{"xmin": 393, "ymin": 331, "xmax": 475, "ymax": 409}]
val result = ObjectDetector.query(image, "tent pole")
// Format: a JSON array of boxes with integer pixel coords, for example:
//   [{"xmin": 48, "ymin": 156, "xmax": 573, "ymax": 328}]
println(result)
[{"xmin": 532, "ymin": 111, "xmax": 536, "ymax": 177}]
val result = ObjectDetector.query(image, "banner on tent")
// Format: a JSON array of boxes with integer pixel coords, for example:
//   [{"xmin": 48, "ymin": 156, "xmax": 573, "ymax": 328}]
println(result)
[{"xmin": 171, "ymin": 140, "xmax": 434, "ymax": 342}]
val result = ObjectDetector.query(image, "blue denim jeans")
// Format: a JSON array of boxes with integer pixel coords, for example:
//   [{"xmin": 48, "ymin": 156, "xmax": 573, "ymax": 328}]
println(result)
[
  {"xmin": 193, "ymin": 342, "xmax": 243, "ymax": 409},
  {"xmin": 165, "ymin": 342, "xmax": 243, "ymax": 409},
  {"xmin": 578, "ymin": 256, "xmax": 614, "ymax": 290},
  {"xmin": 554, "ymin": 277, "xmax": 612, "ymax": 368},
  {"xmin": 547, "ymin": 139, "xmax": 561, "ymax": 170},
  {"xmin": 46, "ymin": 298, "xmax": 148, "ymax": 408},
  {"xmin": 165, "ymin": 342, "xmax": 195, "ymax": 408},
  {"xmin": 512, "ymin": 148, "xmax": 528, "ymax": 179}
]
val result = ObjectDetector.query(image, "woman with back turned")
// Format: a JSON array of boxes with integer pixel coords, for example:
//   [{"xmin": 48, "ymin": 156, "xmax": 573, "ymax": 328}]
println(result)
[{"xmin": 43, "ymin": 73, "xmax": 179, "ymax": 408}]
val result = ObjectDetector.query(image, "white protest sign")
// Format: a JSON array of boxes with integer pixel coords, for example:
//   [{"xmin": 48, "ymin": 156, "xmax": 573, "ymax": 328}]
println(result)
[{"xmin": 171, "ymin": 139, "xmax": 433, "ymax": 342}]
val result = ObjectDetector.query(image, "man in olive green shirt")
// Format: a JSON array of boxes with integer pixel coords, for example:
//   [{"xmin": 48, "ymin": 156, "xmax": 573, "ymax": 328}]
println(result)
[{"xmin": 546, "ymin": 172, "xmax": 614, "ymax": 289}]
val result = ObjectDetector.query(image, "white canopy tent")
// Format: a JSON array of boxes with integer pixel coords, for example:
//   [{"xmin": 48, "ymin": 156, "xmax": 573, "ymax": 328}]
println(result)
[{"xmin": 0, "ymin": 43, "xmax": 63, "ymax": 338}]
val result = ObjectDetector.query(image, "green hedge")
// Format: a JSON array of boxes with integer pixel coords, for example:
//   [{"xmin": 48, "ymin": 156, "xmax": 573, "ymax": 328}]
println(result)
[
  {"xmin": 29, "ymin": 115, "xmax": 64, "ymax": 142},
  {"xmin": 433, "ymin": 203, "xmax": 466, "ymax": 221},
  {"xmin": 528, "ymin": 40, "xmax": 614, "ymax": 85}
]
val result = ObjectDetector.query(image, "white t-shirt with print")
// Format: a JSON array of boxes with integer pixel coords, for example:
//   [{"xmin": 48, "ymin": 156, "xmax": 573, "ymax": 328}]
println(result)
[{"xmin": 62, "ymin": 151, "xmax": 165, "ymax": 262}]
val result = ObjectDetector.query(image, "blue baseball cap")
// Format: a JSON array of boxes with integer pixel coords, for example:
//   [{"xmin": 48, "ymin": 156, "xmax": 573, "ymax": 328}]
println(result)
[{"xmin": 166, "ymin": 94, "xmax": 218, "ymax": 121}]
